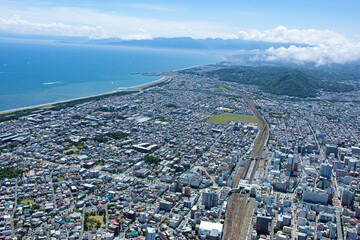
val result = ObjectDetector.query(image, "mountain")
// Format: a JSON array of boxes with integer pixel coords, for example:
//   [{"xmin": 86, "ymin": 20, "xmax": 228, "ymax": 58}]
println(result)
[
  {"xmin": 206, "ymin": 66, "xmax": 354, "ymax": 98},
  {"xmin": 88, "ymin": 37, "xmax": 299, "ymax": 50},
  {"xmin": 0, "ymin": 33, "xmax": 303, "ymax": 51}
]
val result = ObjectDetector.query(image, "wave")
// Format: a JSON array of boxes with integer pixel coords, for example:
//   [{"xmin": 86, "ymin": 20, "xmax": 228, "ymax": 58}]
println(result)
[
  {"xmin": 43, "ymin": 81, "xmax": 61, "ymax": 85},
  {"xmin": 117, "ymin": 87, "xmax": 128, "ymax": 90}
]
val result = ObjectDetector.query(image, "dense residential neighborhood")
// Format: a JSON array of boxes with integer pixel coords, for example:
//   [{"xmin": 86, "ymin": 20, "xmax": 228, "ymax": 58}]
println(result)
[{"xmin": 0, "ymin": 66, "xmax": 360, "ymax": 240}]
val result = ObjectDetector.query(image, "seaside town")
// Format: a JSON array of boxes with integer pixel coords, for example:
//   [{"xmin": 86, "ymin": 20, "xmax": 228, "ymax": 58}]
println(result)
[{"xmin": 0, "ymin": 66, "xmax": 360, "ymax": 240}]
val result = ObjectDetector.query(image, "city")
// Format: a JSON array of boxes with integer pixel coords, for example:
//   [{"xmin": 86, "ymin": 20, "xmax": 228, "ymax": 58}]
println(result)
[{"xmin": 1, "ymin": 65, "xmax": 359, "ymax": 240}]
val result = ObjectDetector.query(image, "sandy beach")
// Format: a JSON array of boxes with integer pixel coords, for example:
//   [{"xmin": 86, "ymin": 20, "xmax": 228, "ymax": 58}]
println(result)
[
  {"xmin": 128, "ymin": 76, "xmax": 172, "ymax": 90},
  {"xmin": 0, "ymin": 76, "xmax": 172, "ymax": 115}
]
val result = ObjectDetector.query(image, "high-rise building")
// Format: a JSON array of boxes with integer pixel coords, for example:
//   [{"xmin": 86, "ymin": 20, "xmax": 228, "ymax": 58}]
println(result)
[
  {"xmin": 146, "ymin": 227, "xmax": 156, "ymax": 240},
  {"xmin": 286, "ymin": 154, "xmax": 299, "ymax": 175},
  {"xmin": 351, "ymin": 146, "xmax": 360, "ymax": 155},
  {"xmin": 341, "ymin": 189, "xmax": 355, "ymax": 207},
  {"xmin": 325, "ymin": 144, "xmax": 338, "ymax": 157},
  {"xmin": 202, "ymin": 189, "xmax": 219, "ymax": 210},
  {"xmin": 139, "ymin": 212, "xmax": 147, "ymax": 224},
  {"xmin": 348, "ymin": 159, "xmax": 357, "ymax": 171},
  {"xmin": 355, "ymin": 204, "xmax": 360, "ymax": 218},
  {"xmin": 256, "ymin": 214, "xmax": 272, "ymax": 235},
  {"xmin": 329, "ymin": 223, "xmax": 337, "ymax": 239},
  {"xmin": 320, "ymin": 163, "xmax": 332, "ymax": 180},
  {"xmin": 333, "ymin": 161, "xmax": 345, "ymax": 171},
  {"xmin": 183, "ymin": 186, "xmax": 191, "ymax": 197}
]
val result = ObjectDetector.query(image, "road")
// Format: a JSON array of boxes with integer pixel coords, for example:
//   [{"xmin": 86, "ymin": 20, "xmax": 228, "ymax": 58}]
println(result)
[
  {"xmin": 201, "ymin": 125, "xmax": 232, "ymax": 187},
  {"xmin": 291, "ymin": 199, "xmax": 298, "ymax": 240},
  {"xmin": 314, "ymin": 214, "xmax": 318, "ymax": 240},
  {"xmin": 80, "ymin": 205, "xmax": 86, "ymax": 239},
  {"xmin": 335, "ymin": 208, "xmax": 344, "ymax": 240},
  {"xmin": 179, "ymin": 189, "xmax": 204, "ymax": 229},
  {"xmin": 50, "ymin": 170, "xmax": 57, "ymax": 210},
  {"xmin": 307, "ymin": 115, "xmax": 343, "ymax": 239},
  {"xmin": 11, "ymin": 179, "xmax": 18, "ymax": 238},
  {"xmin": 105, "ymin": 202, "xmax": 109, "ymax": 231}
]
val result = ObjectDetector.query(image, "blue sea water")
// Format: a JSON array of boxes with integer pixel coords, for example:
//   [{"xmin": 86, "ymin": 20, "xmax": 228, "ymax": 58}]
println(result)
[{"xmin": 0, "ymin": 39, "xmax": 222, "ymax": 111}]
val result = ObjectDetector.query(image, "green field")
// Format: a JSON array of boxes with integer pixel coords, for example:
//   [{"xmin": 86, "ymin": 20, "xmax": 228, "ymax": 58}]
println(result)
[
  {"xmin": 210, "ymin": 85, "xmax": 231, "ymax": 91},
  {"xmin": 21, "ymin": 198, "xmax": 36, "ymax": 205},
  {"xmin": 206, "ymin": 113, "xmax": 261, "ymax": 127},
  {"xmin": 268, "ymin": 111, "xmax": 283, "ymax": 118}
]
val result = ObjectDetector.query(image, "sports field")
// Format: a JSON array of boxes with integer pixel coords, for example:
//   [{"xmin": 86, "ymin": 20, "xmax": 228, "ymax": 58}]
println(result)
[{"xmin": 206, "ymin": 113, "xmax": 261, "ymax": 127}]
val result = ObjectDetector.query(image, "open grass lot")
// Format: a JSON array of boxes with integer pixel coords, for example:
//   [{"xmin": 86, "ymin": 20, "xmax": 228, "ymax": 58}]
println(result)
[
  {"xmin": 90, "ymin": 215, "xmax": 104, "ymax": 223},
  {"xmin": 21, "ymin": 198, "xmax": 36, "ymax": 205},
  {"xmin": 210, "ymin": 85, "xmax": 231, "ymax": 91},
  {"xmin": 206, "ymin": 113, "xmax": 261, "ymax": 127},
  {"xmin": 89, "ymin": 215, "xmax": 104, "ymax": 225}
]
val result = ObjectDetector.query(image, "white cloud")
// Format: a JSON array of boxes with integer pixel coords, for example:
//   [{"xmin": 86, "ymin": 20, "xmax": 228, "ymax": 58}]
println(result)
[
  {"xmin": 264, "ymin": 44, "xmax": 360, "ymax": 66},
  {"xmin": 0, "ymin": 5, "xmax": 238, "ymax": 40},
  {"xmin": 0, "ymin": 15, "xmax": 110, "ymax": 39},
  {"xmin": 238, "ymin": 26, "xmax": 347, "ymax": 45},
  {"xmin": 239, "ymin": 26, "xmax": 360, "ymax": 65},
  {"xmin": 0, "ymin": 2, "xmax": 358, "ymax": 66}
]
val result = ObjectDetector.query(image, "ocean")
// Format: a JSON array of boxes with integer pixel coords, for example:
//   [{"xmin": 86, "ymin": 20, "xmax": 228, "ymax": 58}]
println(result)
[{"xmin": 0, "ymin": 39, "xmax": 222, "ymax": 111}]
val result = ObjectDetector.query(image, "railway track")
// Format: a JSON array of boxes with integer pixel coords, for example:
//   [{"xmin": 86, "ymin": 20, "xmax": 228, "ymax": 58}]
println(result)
[{"xmin": 223, "ymin": 93, "xmax": 269, "ymax": 240}]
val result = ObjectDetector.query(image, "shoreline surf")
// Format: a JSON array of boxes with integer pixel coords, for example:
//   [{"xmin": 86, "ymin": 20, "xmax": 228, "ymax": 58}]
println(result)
[{"xmin": 0, "ymin": 75, "xmax": 173, "ymax": 115}]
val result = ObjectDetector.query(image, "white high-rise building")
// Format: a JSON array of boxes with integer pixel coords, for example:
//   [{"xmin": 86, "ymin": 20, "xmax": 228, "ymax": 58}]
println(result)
[
  {"xmin": 146, "ymin": 227, "xmax": 156, "ymax": 240},
  {"xmin": 320, "ymin": 163, "xmax": 332, "ymax": 180},
  {"xmin": 202, "ymin": 189, "xmax": 219, "ymax": 210}
]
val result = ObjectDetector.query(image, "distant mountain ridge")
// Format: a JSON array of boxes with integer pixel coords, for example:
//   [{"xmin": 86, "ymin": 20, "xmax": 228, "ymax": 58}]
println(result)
[
  {"xmin": 0, "ymin": 33, "xmax": 304, "ymax": 51},
  {"xmin": 88, "ymin": 37, "xmax": 300, "ymax": 50}
]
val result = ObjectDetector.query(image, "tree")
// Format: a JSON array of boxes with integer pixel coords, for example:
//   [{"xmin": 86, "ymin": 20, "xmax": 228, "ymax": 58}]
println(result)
[
  {"xmin": 0, "ymin": 167, "xmax": 22, "ymax": 180},
  {"xmin": 143, "ymin": 155, "xmax": 161, "ymax": 165}
]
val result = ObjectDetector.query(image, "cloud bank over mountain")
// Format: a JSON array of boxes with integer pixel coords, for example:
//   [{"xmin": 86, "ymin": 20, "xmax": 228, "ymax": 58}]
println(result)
[
  {"xmin": 238, "ymin": 26, "xmax": 347, "ymax": 45},
  {"xmin": 238, "ymin": 26, "xmax": 360, "ymax": 66}
]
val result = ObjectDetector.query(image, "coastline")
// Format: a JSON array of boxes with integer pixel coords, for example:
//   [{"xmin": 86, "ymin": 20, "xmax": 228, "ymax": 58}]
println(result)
[
  {"xmin": 128, "ymin": 76, "xmax": 172, "ymax": 90},
  {"xmin": 0, "ymin": 90, "xmax": 132, "ymax": 114},
  {"xmin": 0, "ymin": 75, "xmax": 173, "ymax": 121}
]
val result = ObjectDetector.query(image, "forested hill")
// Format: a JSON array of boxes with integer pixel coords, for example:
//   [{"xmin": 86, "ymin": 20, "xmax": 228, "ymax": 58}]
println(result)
[{"xmin": 207, "ymin": 66, "xmax": 354, "ymax": 98}]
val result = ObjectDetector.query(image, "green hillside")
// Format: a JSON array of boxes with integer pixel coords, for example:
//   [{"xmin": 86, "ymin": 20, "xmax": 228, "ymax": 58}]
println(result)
[{"xmin": 209, "ymin": 66, "xmax": 354, "ymax": 98}]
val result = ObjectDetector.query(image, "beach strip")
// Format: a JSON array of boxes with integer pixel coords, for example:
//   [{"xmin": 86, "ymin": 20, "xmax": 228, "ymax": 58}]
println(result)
[
  {"xmin": 0, "ymin": 75, "xmax": 173, "ymax": 122},
  {"xmin": 128, "ymin": 76, "xmax": 172, "ymax": 90}
]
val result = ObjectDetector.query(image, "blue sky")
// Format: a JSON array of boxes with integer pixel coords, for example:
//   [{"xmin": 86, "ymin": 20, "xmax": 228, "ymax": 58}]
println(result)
[
  {"xmin": 0, "ymin": 0, "xmax": 359, "ymax": 39},
  {"xmin": 0, "ymin": 0, "xmax": 359, "ymax": 65}
]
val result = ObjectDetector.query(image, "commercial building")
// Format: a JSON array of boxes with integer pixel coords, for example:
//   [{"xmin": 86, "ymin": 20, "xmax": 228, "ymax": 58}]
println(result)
[
  {"xmin": 341, "ymin": 189, "xmax": 355, "ymax": 207},
  {"xmin": 199, "ymin": 221, "xmax": 223, "ymax": 240},
  {"xmin": 146, "ymin": 227, "xmax": 156, "ymax": 240},
  {"xmin": 320, "ymin": 163, "xmax": 332, "ymax": 180},
  {"xmin": 256, "ymin": 214, "xmax": 272, "ymax": 235},
  {"xmin": 202, "ymin": 190, "xmax": 219, "ymax": 210}
]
